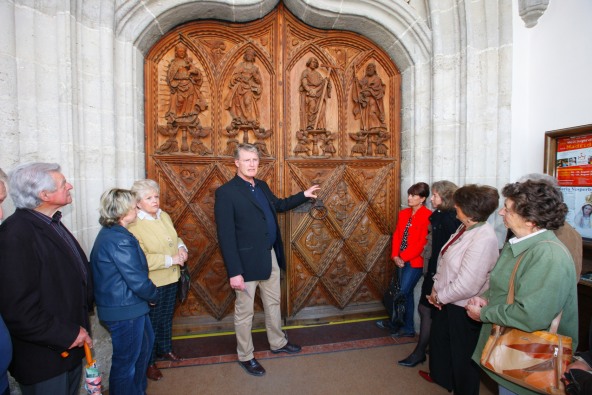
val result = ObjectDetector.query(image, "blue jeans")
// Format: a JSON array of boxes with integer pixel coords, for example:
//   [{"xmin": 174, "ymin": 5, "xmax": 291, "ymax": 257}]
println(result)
[
  {"xmin": 103, "ymin": 314, "xmax": 154, "ymax": 395},
  {"xmin": 399, "ymin": 262, "xmax": 423, "ymax": 333}
]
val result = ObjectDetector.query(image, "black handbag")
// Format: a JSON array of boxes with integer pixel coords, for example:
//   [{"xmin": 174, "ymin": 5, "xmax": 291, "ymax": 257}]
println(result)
[
  {"xmin": 177, "ymin": 266, "xmax": 191, "ymax": 303},
  {"xmin": 382, "ymin": 267, "xmax": 406, "ymax": 328},
  {"xmin": 564, "ymin": 369, "xmax": 592, "ymax": 395}
]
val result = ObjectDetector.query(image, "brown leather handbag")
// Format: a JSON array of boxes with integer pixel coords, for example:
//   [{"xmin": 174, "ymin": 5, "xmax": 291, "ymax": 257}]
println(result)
[{"xmin": 480, "ymin": 243, "xmax": 573, "ymax": 395}]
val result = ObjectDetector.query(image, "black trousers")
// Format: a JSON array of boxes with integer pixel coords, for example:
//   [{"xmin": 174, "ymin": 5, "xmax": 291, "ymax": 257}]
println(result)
[{"xmin": 429, "ymin": 303, "xmax": 482, "ymax": 395}]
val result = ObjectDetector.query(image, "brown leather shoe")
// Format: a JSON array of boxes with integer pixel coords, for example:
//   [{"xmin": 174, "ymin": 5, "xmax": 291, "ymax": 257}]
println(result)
[
  {"xmin": 238, "ymin": 358, "xmax": 266, "ymax": 376},
  {"xmin": 146, "ymin": 364, "xmax": 163, "ymax": 381},
  {"xmin": 158, "ymin": 352, "xmax": 184, "ymax": 361}
]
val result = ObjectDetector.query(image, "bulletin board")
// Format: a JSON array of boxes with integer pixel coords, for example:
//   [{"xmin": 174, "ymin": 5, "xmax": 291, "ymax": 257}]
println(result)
[{"xmin": 545, "ymin": 124, "xmax": 592, "ymax": 242}]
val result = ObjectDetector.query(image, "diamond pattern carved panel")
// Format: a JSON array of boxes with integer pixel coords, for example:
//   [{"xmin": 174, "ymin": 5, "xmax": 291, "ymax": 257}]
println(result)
[
  {"xmin": 144, "ymin": 5, "xmax": 400, "ymax": 334},
  {"xmin": 285, "ymin": 160, "xmax": 397, "ymax": 319}
]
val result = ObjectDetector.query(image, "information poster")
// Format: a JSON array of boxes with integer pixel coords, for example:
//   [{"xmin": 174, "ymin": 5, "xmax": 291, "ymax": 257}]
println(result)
[{"xmin": 556, "ymin": 134, "xmax": 592, "ymax": 239}]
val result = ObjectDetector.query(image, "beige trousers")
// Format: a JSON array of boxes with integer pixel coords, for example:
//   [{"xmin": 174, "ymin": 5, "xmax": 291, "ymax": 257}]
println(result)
[{"xmin": 234, "ymin": 249, "xmax": 287, "ymax": 361}]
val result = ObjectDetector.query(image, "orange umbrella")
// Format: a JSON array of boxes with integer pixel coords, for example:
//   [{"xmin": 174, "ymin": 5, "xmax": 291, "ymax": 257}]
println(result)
[{"xmin": 83, "ymin": 343, "xmax": 102, "ymax": 395}]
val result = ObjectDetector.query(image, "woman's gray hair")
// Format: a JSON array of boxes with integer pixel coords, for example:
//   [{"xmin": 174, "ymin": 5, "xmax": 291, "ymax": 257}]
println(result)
[
  {"xmin": 431, "ymin": 180, "xmax": 458, "ymax": 211},
  {"xmin": 98, "ymin": 188, "xmax": 137, "ymax": 227},
  {"xmin": 516, "ymin": 173, "xmax": 558, "ymax": 187},
  {"xmin": 502, "ymin": 180, "xmax": 567, "ymax": 230},
  {"xmin": 131, "ymin": 179, "xmax": 160, "ymax": 199},
  {"xmin": 8, "ymin": 163, "xmax": 61, "ymax": 209}
]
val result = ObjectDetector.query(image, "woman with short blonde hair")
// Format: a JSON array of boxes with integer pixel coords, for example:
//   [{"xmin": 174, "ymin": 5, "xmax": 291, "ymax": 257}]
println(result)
[
  {"xmin": 91, "ymin": 188, "xmax": 157, "ymax": 395},
  {"xmin": 99, "ymin": 188, "xmax": 137, "ymax": 227}
]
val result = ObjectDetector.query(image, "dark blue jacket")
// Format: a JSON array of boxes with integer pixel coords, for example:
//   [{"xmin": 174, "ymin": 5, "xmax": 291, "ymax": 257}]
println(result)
[
  {"xmin": 214, "ymin": 175, "xmax": 309, "ymax": 282},
  {"xmin": 90, "ymin": 225, "xmax": 157, "ymax": 321}
]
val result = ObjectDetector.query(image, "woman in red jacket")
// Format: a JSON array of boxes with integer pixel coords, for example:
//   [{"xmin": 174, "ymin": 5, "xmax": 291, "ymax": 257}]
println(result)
[{"xmin": 377, "ymin": 182, "xmax": 431, "ymax": 337}]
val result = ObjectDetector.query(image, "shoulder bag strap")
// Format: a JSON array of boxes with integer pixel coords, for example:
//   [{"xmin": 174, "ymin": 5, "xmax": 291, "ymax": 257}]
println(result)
[{"xmin": 506, "ymin": 239, "xmax": 570, "ymax": 334}]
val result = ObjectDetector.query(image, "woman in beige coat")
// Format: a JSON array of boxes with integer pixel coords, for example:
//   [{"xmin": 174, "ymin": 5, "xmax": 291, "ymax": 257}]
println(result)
[{"xmin": 128, "ymin": 179, "xmax": 188, "ymax": 381}]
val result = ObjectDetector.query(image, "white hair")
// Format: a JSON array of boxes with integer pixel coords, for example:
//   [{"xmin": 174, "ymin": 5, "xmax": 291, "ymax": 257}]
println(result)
[
  {"xmin": 131, "ymin": 179, "xmax": 160, "ymax": 199},
  {"xmin": 8, "ymin": 163, "xmax": 61, "ymax": 209},
  {"xmin": 516, "ymin": 173, "xmax": 558, "ymax": 187}
]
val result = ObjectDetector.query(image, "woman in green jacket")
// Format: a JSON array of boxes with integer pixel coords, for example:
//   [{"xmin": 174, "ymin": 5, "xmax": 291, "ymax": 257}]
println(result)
[{"xmin": 466, "ymin": 180, "xmax": 578, "ymax": 395}]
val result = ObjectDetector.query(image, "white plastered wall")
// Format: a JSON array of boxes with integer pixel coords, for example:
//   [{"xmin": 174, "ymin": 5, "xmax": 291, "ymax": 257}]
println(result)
[{"xmin": 511, "ymin": 0, "xmax": 592, "ymax": 181}]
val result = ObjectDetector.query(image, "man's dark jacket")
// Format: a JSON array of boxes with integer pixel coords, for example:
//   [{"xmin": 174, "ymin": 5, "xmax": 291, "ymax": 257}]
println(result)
[
  {"xmin": 214, "ymin": 175, "xmax": 308, "ymax": 281},
  {"xmin": 0, "ymin": 208, "xmax": 93, "ymax": 385}
]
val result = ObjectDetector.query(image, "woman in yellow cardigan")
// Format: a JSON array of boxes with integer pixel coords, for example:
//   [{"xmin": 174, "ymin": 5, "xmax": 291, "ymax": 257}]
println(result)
[{"xmin": 128, "ymin": 179, "xmax": 188, "ymax": 381}]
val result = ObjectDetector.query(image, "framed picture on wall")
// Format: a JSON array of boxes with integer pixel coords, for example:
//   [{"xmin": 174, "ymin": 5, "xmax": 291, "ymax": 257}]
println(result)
[{"xmin": 545, "ymin": 123, "xmax": 592, "ymax": 243}]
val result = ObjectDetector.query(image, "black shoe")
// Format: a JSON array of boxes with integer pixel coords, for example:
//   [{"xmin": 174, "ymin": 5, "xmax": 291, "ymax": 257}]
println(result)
[
  {"xmin": 239, "ymin": 358, "xmax": 266, "ymax": 376},
  {"xmin": 398, "ymin": 353, "xmax": 426, "ymax": 367},
  {"xmin": 271, "ymin": 342, "xmax": 302, "ymax": 354},
  {"xmin": 375, "ymin": 319, "xmax": 393, "ymax": 330},
  {"xmin": 391, "ymin": 330, "xmax": 416, "ymax": 339}
]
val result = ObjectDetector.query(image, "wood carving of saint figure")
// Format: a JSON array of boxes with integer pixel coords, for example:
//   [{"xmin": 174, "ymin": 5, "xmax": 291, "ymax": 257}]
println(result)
[
  {"xmin": 305, "ymin": 222, "xmax": 330, "ymax": 256},
  {"xmin": 329, "ymin": 253, "xmax": 352, "ymax": 289},
  {"xmin": 224, "ymin": 48, "xmax": 262, "ymax": 127},
  {"xmin": 352, "ymin": 215, "xmax": 374, "ymax": 252},
  {"xmin": 299, "ymin": 57, "xmax": 331, "ymax": 130},
  {"xmin": 294, "ymin": 129, "xmax": 310, "ymax": 156},
  {"xmin": 328, "ymin": 181, "xmax": 355, "ymax": 223},
  {"xmin": 253, "ymin": 127, "xmax": 272, "ymax": 157},
  {"xmin": 352, "ymin": 63, "xmax": 386, "ymax": 131},
  {"xmin": 166, "ymin": 44, "xmax": 208, "ymax": 122},
  {"xmin": 374, "ymin": 130, "xmax": 390, "ymax": 156},
  {"xmin": 321, "ymin": 133, "xmax": 336, "ymax": 156},
  {"xmin": 349, "ymin": 131, "xmax": 367, "ymax": 156}
]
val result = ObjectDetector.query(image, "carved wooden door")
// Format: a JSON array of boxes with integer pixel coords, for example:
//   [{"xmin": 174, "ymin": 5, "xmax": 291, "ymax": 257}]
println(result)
[{"xmin": 145, "ymin": 5, "xmax": 401, "ymax": 334}]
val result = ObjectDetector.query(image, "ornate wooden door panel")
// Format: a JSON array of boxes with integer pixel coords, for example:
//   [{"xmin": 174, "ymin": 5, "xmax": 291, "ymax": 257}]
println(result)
[{"xmin": 144, "ymin": 5, "xmax": 401, "ymax": 334}]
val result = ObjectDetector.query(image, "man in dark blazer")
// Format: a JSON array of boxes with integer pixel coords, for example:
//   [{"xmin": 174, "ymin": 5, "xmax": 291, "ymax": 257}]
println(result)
[
  {"xmin": 0, "ymin": 163, "xmax": 93, "ymax": 394},
  {"xmin": 215, "ymin": 144, "xmax": 319, "ymax": 376}
]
